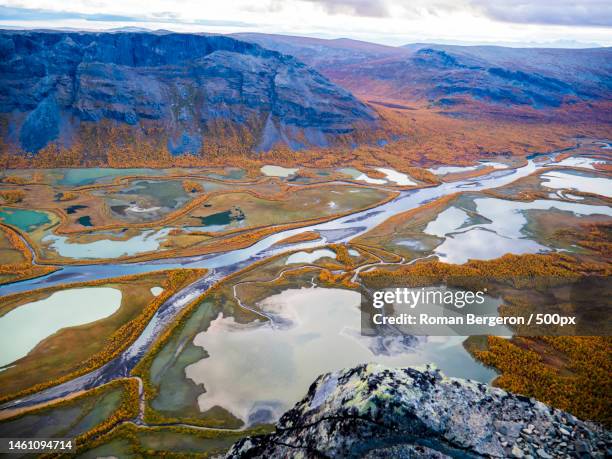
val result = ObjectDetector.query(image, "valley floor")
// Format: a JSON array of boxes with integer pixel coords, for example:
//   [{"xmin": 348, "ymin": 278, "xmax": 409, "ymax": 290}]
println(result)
[{"xmin": 0, "ymin": 139, "xmax": 610, "ymax": 456}]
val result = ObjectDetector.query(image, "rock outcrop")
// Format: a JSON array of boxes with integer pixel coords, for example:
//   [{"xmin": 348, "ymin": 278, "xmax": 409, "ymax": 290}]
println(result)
[
  {"xmin": 0, "ymin": 31, "xmax": 377, "ymax": 153},
  {"xmin": 227, "ymin": 364, "xmax": 611, "ymax": 458}
]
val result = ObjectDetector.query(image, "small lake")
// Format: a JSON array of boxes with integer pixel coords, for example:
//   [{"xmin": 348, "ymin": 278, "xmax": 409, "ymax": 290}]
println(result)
[
  {"xmin": 117, "ymin": 180, "xmax": 189, "ymax": 209},
  {"xmin": 0, "ymin": 287, "xmax": 122, "ymax": 368},
  {"xmin": 65, "ymin": 205, "xmax": 88, "ymax": 215},
  {"xmin": 260, "ymin": 165, "xmax": 299, "ymax": 177},
  {"xmin": 540, "ymin": 170, "xmax": 611, "ymax": 198},
  {"xmin": 425, "ymin": 198, "xmax": 612, "ymax": 264},
  {"xmin": 57, "ymin": 168, "xmax": 160, "ymax": 186},
  {"xmin": 552, "ymin": 157, "xmax": 606, "ymax": 170},
  {"xmin": 77, "ymin": 216, "xmax": 93, "ymax": 227},
  {"xmin": 285, "ymin": 248, "xmax": 337, "ymax": 265},
  {"xmin": 339, "ymin": 168, "xmax": 386, "ymax": 185},
  {"xmin": 185, "ymin": 287, "xmax": 497, "ymax": 424},
  {"xmin": 0, "ymin": 208, "xmax": 51, "ymax": 232},
  {"xmin": 375, "ymin": 168, "xmax": 416, "ymax": 186},
  {"xmin": 43, "ymin": 228, "xmax": 172, "ymax": 259},
  {"xmin": 207, "ymin": 168, "xmax": 246, "ymax": 180}
]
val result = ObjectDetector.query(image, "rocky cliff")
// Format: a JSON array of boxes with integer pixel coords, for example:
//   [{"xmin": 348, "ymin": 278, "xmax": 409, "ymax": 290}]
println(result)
[
  {"xmin": 0, "ymin": 31, "xmax": 377, "ymax": 154},
  {"xmin": 227, "ymin": 364, "xmax": 611, "ymax": 458}
]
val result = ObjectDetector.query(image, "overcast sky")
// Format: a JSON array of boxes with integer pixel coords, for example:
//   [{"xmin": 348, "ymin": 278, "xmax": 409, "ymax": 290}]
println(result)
[{"xmin": 1, "ymin": 0, "xmax": 611, "ymax": 47}]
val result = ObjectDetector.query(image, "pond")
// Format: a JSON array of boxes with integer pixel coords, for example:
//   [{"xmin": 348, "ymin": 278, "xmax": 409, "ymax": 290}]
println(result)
[
  {"xmin": 117, "ymin": 180, "xmax": 189, "ymax": 209},
  {"xmin": 338, "ymin": 168, "xmax": 386, "ymax": 185},
  {"xmin": 260, "ymin": 165, "xmax": 299, "ymax": 177},
  {"xmin": 0, "ymin": 287, "xmax": 122, "ymax": 368},
  {"xmin": 65, "ymin": 205, "xmax": 88, "ymax": 215},
  {"xmin": 285, "ymin": 248, "xmax": 337, "ymax": 265},
  {"xmin": 540, "ymin": 170, "xmax": 611, "ymax": 198},
  {"xmin": 375, "ymin": 167, "xmax": 416, "ymax": 186},
  {"xmin": 426, "ymin": 197, "xmax": 612, "ymax": 264},
  {"xmin": 552, "ymin": 157, "xmax": 606, "ymax": 170},
  {"xmin": 43, "ymin": 228, "xmax": 172, "ymax": 259},
  {"xmin": 207, "ymin": 168, "xmax": 246, "ymax": 181},
  {"xmin": 185, "ymin": 287, "xmax": 497, "ymax": 425},
  {"xmin": 0, "ymin": 208, "xmax": 51, "ymax": 232},
  {"xmin": 57, "ymin": 168, "xmax": 161, "ymax": 186},
  {"xmin": 200, "ymin": 209, "xmax": 243, "ymax": 226},
  {"xmin": 77, "ymin": 216, "xmax": 93, "ymax": 227}
]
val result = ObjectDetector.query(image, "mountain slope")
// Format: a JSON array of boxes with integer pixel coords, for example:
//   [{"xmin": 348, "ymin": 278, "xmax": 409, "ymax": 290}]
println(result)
[
  {"xmin": 235, "ymin": 34, "xmax": 612, "ymax": 121},
  {"xmin": 0, "ymin": 31, "xmax": 378, "ymax": 154}
]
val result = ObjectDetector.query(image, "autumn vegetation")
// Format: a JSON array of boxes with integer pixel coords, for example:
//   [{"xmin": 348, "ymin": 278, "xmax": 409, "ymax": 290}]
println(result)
[
  {"xmin": 556, "ymin": 222, "xmax": 612, "ymax": 259},
  {"xmin": 275, "ymin": 231, "xmax": 321, "ymax": 245},
  {"xmin": 56, "ymin": 191, "xmax": 78, "ymax": 201},
  {"xmin": 0, "ymin": 189, "xmax": 25, "ymax": 203},
  {"xmin": 472, "ymin": 336, "xmax": 611, "ymax": 426},
  {"xmin": 358, "ymin": 252, "xmax": 607, "ymax": 289},
  {"xmin": 0, "ymin": 224, "xmax": 57, "ymax": 284},
  {"xmin": 2, "ymin": 99, "xmax": 607, "ymax": 174},
  {"xmin": 182, "ymin": 179, "xmax": 204, "ymax": 193}
]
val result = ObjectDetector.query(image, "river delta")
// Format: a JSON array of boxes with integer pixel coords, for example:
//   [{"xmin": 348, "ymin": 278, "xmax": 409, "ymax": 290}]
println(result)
[{"xmin": 0, "ymin": 139, "xmax": 610, "ymax": 456}]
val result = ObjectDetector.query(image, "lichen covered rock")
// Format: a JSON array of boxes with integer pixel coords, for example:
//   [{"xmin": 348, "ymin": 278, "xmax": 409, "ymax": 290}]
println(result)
[{"xmin": 227, "ymin": 364, "xmax": 611, "ymax": 458}]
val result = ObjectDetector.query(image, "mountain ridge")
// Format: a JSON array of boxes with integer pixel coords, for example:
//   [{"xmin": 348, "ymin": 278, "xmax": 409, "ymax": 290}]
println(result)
[
  {"xmin": 235, "ymin": 33, "xmax": 612, "ymax": 120},
  {"xmin": 0, "ymin": 30, "xmax": 378, "ymax": 154}
]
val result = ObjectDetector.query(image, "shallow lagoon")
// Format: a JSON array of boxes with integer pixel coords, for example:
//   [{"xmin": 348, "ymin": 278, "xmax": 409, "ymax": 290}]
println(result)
[
  {"xmin": 552, "ymin": 156, "xmax": 606, "ymax": 170},
  {"xmin": 375, "ymin": 168, "xmax": 416, "ymax": 186},
  {"xmin": 339, "ymin": 168, "xmax": 386, "ymax": 185},
  {"xmin": 285, "ymin": 248, "xmax": 337, "ymax": 265},
  {"xmin": 426, "ymin": 198, "xmax": 612, "ymax": 263},
  {"xmin": 0, "ymin": 208, "xmax": 51, "ymax": 232},
  {"xmin": 0, "ymin": 287, "xmax": 121, "ymax": 367},
  {"xmin": 260, "ymin": 165, "xmax": 298, "ymax": 177},
  {"xmin": 43, "ymin": 228, "xmax": 172, "ymax": 259},
  {"xmin": 185, "ymin": 287, "xmax": 497, "ymax": 424},
  {"xmin": 117, "ymin": 180, "xmax": 189, "ymax": 209},
  {"xmin": 57, "ymin": 168, "xmax": 161, "ymax": 186},
  {"xmin": 540, "ymin": 170, "xmax": 611, "ymax": 198}
]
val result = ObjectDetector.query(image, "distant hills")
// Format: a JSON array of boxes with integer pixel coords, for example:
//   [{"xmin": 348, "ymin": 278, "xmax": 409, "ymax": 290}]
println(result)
[
  {"xmin": 235, "ymin": 33, "xmax": 612, "ymax": 121},
  {"xmin": 0, "ymin": 31, "xmax": 377, "ymax": 154}
]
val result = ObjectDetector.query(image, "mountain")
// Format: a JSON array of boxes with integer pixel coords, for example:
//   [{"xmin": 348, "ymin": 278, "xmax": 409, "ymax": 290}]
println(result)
[
  {"xmin": 0, "ymin": 31, "xmax": 378, "ymax": 154},
  {"xmin": 232, "ymin": 33, "xmax": 410, "ymax": 70},
  {"xmin": 234, "ymin": 34, "xmax": 612, "ymax": 121}
]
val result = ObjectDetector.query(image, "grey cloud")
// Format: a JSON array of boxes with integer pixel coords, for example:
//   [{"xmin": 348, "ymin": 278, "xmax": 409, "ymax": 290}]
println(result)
[
  {"xmin": 470, "ymin": 0, "xmax": 612, "ymax": 27},
  {"xmin": 302, "ymin": 0, "xmax": 390, "ymax": 17}
]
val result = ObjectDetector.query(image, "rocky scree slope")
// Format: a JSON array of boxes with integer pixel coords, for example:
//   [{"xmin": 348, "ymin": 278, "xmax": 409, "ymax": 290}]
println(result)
[
  {"xmin": 227, "ymin": 364, "xmax": 611, "ymax": 458},
  {"xmin": 0, "ymin": 31, "xmax": 377, "ymax": 154}
]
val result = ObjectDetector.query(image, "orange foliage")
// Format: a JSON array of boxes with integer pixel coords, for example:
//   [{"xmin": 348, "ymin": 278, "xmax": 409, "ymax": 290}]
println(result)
[
  {"xmin": 275, "ymin": 231, "xmax": 321, "ymax": 245},
  {"xmin": 0, "ymin": 190, "xmax": 25, "ymax": 204},
  {"xmin": 474, "ymin": 336, "xmax": 611, "ymax": 425},
  {"xmin": 182, "ymin": 180, "xmax": 204, "ymax": 193}
]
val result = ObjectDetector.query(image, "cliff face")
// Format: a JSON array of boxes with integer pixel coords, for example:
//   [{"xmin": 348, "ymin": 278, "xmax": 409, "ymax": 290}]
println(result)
[
  {"xmin": 0, "ymin": 31, "xmax": 377, "ymax": 154},
  {"xmin": 227, "ymin": 364, "xmax": 611, "ymax": 458}
]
